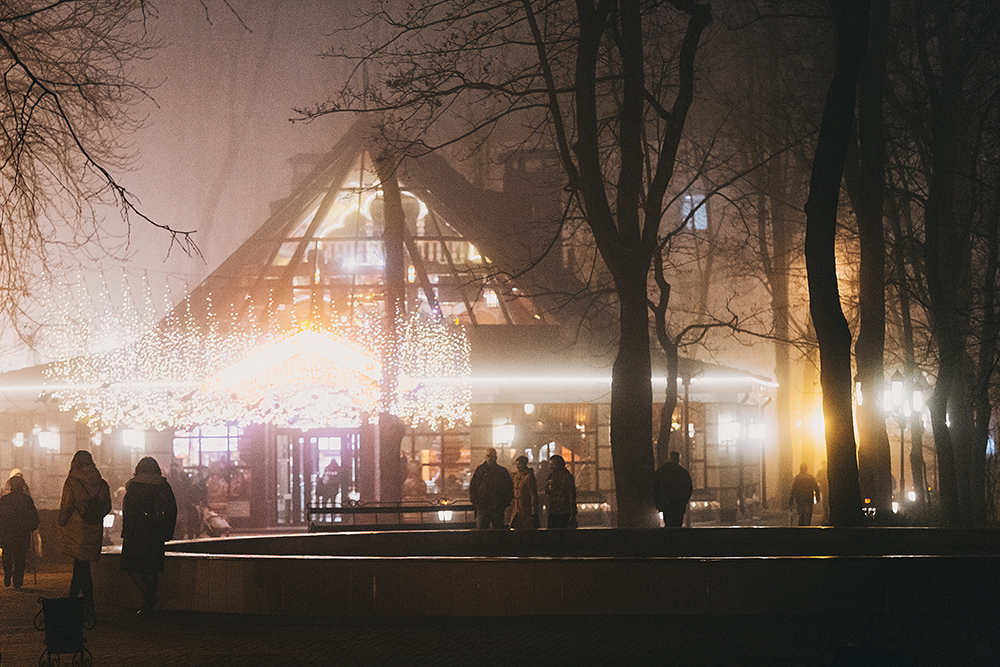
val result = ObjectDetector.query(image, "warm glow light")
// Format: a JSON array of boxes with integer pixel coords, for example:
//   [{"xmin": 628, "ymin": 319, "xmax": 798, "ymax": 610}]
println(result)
[
  {"xmin": 203, "ymin": 329, "xmax": 390, "ymax": 393},
  {"xmin": 493, "ymin": 423, "xmax": 515, "ymax": 444},
  {"xmin": 46, "ymin": 291, "xmax": 470, "ymax": 431},
  {"xmin": 122, "ymin": 430, "xmax": 145, "ymax": 451},
  {"xmin": 891, "ymin": 371, "xmax": 904, "ymax": 408},
  {"xmin": 37, "ymin": 430, "xmax": 60, "ymax": 451}
]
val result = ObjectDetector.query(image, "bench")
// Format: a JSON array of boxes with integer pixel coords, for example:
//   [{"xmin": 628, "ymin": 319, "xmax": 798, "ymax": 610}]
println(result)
[{"xmin": 307, "ymin": 500, "xmax": 477, "ymax": 532}]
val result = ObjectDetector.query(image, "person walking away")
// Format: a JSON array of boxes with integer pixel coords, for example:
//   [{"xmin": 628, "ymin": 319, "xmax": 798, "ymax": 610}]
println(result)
[
  {"xmin": 653, "ymin": 451, "xmax": 694, "ymax": 527},
  {"xmin": 789, "ymin": 464, "xmax": 821, "ymax": 526},
  {"xmin": 58, "ymin": 450, "xmax": 111, "ymax": 606},
  {"xmin": 2, "ymin": 468, "xmax": 29, "ymax": 496},
  {"xmin": 509, "ymin": 456, "xmax": 539, "ymax": 529},
  {"xmin": 544, "ymin": 455, "xmax": 578, "ymax": 529},
  {"xmin": 0, "ymin": 475, "xmax": 40, "ymax": 589},
  {"xmin": 120, "ymin": 457, "xmax": 178, "ymax": 614},
  {"xmin": 468, "ymin": 448, "xmax": 514, "ymax": 529}
]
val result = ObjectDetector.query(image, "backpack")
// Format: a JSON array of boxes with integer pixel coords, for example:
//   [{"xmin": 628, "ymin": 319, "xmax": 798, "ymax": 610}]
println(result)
[{"xmin": 81, "ymin": 480, "xmax": 112, "ymax": 525}]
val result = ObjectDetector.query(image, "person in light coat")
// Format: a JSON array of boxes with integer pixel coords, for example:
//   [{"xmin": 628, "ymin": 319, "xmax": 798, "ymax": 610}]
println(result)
[
  {"xmin": 508, "ymin": 456, "xmax": 539, "ymax": 529},
  {"xmin": 58, "ymin": 450, "xmax": 110, "ymax": 604}
]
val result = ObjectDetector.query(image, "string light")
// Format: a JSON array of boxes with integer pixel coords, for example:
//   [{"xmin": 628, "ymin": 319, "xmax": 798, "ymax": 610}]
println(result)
[{"xmin": 45, "ymin": 284, "xmax": 470, "ymax": 432}]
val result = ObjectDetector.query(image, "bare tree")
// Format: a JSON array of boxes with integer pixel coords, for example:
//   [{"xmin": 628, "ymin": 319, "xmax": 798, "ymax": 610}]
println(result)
[
  {"xmin": 803, "ymin": 0, "xmax": 868, "ymax": 526},
  {"xmin": 0, "ymin": 1, "xmax": 196, "ymax": 344},
  {"xmin": 298, "ymin": 0, "xmax": 712, "ymax": 527}
]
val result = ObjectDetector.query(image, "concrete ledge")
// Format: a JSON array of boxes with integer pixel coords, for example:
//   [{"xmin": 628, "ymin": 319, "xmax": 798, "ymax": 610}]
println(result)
[{"xmin": 92, "ymin": 528, "xmax": 1000, "ymax": 617}]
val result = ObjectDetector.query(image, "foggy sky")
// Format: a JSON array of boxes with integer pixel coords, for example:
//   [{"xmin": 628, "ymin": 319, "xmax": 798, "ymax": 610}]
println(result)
[{"xmin": 120, "ymin": 1, "xmax": 349, "ymax": 288}]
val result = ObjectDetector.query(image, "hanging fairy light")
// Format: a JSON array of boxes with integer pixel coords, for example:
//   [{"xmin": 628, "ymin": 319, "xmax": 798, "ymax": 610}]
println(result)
[{"xmin": 46, "ymin": 290, "xmax": 471, "ymax": 432}]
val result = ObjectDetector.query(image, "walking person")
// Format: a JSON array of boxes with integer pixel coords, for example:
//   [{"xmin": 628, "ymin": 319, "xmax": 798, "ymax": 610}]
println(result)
[
  {"xmin": 120, "ymin": 457, "xmax": 178, "ymax": 614},
  {"xmin": 544, "ymin": 455, "xmax": 577, "ymax": 529},
  {"xmin": 789, "ymin": 464, "xmax": 821, "ymax": 526},
  {"xmin": 468, "ymin": 448, "xmax": 514, "ymax": 529},
  {"xmin": 509, "ymin": 456, "xmax": 539, "ymax": 529},
  {"xmin": 0, "ymin": 475, "xmax": 40, "ymax": 589},
  {"xmin": 58, "ymin": 450, "xmax": 111, "ymax": 606},
  {"xmin": 653, "ymin": 451, "xmax": 693, "ymax": 527}
]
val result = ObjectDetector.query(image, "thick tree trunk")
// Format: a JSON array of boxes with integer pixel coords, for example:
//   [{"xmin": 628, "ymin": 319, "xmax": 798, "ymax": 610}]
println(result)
[
  {"xmin": 845, "ymin": 0, "xmax": 892, "ymax": 517},
  {"xmin": 803, "ymin": 0, "xmax": 869, "ymax": 527},
  {"xmin": 611, "ymin": 265, "xmax": 658, "ymax": 528},
  {"xmin": 377, "ymin": 157, "xmax": 407, "ymax": 502}
]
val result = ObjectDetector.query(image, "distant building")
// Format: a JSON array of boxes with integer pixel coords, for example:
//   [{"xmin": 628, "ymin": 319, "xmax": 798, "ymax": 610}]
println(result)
[{"xmin": 0, "ymin": 121, "xmax": 777, "ymax": 528}]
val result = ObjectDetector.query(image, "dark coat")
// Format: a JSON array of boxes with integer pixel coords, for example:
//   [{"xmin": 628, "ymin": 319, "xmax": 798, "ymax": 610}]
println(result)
[
  {"xmin": 653, "ymin": 462, "xmax": 693, "ymax": 512},
  {"xmin": 789, "ymin": 472, "xmax": 820, "ymax": 508},
  {"xmin": 469, "ymin": 461, "xmax": 514, "ymax": 512},
  {"xmin": 545, "ymin": 468, "xmax": 577, "ymax": 517},
  {"xmin": 120, "ymin": 475, "xmax": 178, "ymax": 574},
  {"xmin": 0, "ymin": 489, "xmax": 40, "ymax": 552}
]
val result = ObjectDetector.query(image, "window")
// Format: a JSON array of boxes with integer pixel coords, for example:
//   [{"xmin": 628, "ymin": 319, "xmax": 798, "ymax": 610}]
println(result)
[
  {"xmin": 682, "ymin": 193, "xmax": 708, "ymax": 231},
  {"xmin": 173, "ymin": 423, "xmax": 244, "ymax": 467}
]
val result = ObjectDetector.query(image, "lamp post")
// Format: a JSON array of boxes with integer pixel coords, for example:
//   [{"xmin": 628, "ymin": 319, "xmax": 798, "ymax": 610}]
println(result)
[
  {"xmin": 891, "ymin": 370, "xmax": 906, "ymax": 497},
  {"xmin": 885, "ymin": 369, "xmax": 921, "ymax": 505}
]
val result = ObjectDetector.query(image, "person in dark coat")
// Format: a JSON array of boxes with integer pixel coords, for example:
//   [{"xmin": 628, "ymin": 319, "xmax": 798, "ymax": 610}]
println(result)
[
  {"xmin": 789, "ymin": 464, "xmax": 821, "ymax": 526},
  {"xmin": 544, "ymin": 455, "xmax": 577, "ymax": 529},
  {"xmin": 468, "ymin": 448, "xmax": 514, "ymax": 529},
  {"xmin": 653, "ymin": 451, "xmax": 694, "ymax": 527},
  {"xmin": 59, "ymin": 450, "xmax": 111, "ymax": 604},
  {"xmin": 120, "ymin": 457, "xmax": 178, "ymax": 614},
  {"xmin": 0, "ymin": 475, "xmax": 40, "ymax": 589}
]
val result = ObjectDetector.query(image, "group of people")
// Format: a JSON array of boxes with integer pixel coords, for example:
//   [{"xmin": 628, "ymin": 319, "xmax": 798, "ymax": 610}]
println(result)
[
  {"xmin": 468, "ymin": 448, "xmax": 578, "ymax": 529},
  {"xmin": 0, "ymin": 450, "xmax": 178, "ymax": 615}
]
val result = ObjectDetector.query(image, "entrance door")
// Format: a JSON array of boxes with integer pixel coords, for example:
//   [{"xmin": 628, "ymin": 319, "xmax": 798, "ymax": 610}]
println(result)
[{"xmin": 275, "ymin": 428, "xmax": 359, "ymax": 525}]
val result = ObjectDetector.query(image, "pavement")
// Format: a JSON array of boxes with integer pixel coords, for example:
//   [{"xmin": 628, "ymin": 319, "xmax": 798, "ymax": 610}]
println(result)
[{"xmin": 1, "ymin": 562, "xmax": 998, "ymax": 666}]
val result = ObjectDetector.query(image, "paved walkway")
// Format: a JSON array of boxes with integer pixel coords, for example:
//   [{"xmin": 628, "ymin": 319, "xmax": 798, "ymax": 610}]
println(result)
[{"xmin": 1, "ymin": 563, "xmax": 997, "ymax": 666}]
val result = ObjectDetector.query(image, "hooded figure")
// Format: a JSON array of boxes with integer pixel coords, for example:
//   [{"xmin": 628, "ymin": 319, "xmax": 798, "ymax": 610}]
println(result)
[
  {"xmin": 58, "ymin": 450, "xmax": 111, "ymax": 603},
  {"xmin": 120, "ymin": 457, "xmax": 177, "ymax": 614},
  {"xmin": 2, "ymin": 468, "xmax": 29, "ymax": 496},
  {"xmin": 0, "ymin": 475, "xmax": 40, "ymax": 588},
  {"xmin": 544, "ymin": 455, "xmax": 577, "ymax": 529}
]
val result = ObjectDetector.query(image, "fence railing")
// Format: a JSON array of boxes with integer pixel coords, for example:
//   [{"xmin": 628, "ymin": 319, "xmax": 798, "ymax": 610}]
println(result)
[{"xmin": 307, "ymin": 500, "xmax": 476, "ymax": 532}]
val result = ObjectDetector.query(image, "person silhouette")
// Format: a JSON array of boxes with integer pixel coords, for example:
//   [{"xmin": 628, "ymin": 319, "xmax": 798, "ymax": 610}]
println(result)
[{"xmin": 653, "ymin": 451, "xmax": 693, "ymax": 527}]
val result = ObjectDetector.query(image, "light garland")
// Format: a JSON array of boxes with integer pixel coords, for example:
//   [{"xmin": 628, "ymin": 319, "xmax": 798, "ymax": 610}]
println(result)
[{"xmin": 46, "ymin": 288, "xmax": 471, "ymax": 432}]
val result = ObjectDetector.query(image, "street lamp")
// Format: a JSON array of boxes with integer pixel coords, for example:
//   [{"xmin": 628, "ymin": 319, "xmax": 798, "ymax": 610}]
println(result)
[{"xmin": 886, "ymin": 370, "xmax": 911, "ymax": 505}]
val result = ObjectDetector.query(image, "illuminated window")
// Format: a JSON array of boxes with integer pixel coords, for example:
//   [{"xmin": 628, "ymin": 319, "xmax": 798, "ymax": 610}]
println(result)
[
  {"xmin": 682, "ymin": 193, "xmax": 708, "ymax": 230},
  {"xmin": 173, "ymin": 424, "xmax": 244, "ymax": 467}
]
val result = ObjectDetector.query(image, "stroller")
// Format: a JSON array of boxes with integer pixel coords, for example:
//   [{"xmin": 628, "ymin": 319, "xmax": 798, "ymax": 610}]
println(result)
[{"xmin": 198, "ymin": 503, "xmax": 231, "ymax": 537}]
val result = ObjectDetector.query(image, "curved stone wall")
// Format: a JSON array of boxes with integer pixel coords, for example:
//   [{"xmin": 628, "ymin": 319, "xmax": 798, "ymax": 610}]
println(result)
[{"xmin": 92, "ymin": 528, "xmax": 1000, "ymax": 618}]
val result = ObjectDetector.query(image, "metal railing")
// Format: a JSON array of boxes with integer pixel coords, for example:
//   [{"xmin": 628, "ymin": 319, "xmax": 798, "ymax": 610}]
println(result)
[{"xmin": 307, "ymin": 499, "xmax": 475, "ymax": 532}]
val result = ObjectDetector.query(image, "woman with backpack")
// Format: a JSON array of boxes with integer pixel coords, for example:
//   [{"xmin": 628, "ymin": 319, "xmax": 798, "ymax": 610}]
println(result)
[
  {"xmin": 58, "ymin": 450, "xmax": 111, "ymax": 607},
  {"xmin": 120, "ymin": 457, "xmax": 177, "ymax": 614}
]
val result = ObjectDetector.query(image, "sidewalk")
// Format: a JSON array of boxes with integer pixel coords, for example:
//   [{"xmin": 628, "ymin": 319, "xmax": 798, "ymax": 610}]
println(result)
[{"xmin": 2, "ymin": 562, "xmax": 997, "ymax": 666}]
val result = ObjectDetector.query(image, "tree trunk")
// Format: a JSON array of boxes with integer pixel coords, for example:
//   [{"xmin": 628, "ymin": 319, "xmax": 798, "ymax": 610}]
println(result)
[
  {"xmin": 803, "ymin": 0, "xmax": 869, "ymax": 527},
  {"xmin": 377, "ymin": 156, "xmax": 407, "ymax": 503},
  {"xmin": 887, "ymin": 193, "xmax": 927, "ymax": 518},
  {"xmin": 844, "ymin": 0, "xmax": 892, "ymax": 517},
  {"xmin": 611, "ymin": 264, "xmax": 658, "ymax": 528}
]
